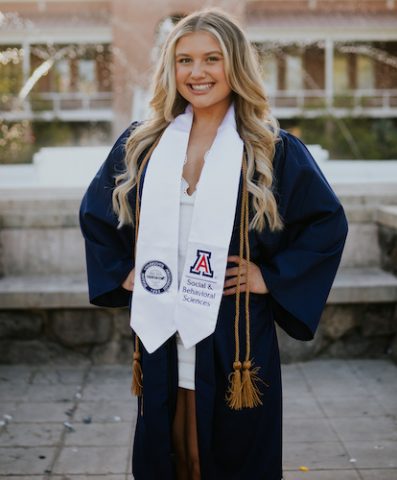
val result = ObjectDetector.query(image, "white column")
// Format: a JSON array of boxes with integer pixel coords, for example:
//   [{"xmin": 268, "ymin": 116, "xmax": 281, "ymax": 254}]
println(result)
[
  {"xmin": 22, "ymin": 41, "xmax": 30, "ymax": 83},
  {"xmin": 22, "ymin": 40, "xmax": 31, "ymax": 113},
  {"xmin": 325, "ymin": 38, "xmax": 334, "ymax": 110}
]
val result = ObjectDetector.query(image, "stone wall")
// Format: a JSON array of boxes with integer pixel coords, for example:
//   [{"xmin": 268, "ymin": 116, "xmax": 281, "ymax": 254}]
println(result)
[
  {"xmin": 0, "ymin": 182, "xmax": 397, "ymax": 365},
  {"xmin": 278, "ymin": 303, "xmax": 397, "ymax": 363},
  {"xmin": 0, "ymin": 308, "xmax": 132, "ymax": 365},
  {"xmin": 379, "ymin": 224, "xmax": 397, "ymax": 276},
  {"xmin": 0, "ymin": 302, "xmax": 396, "ymax": 365}
]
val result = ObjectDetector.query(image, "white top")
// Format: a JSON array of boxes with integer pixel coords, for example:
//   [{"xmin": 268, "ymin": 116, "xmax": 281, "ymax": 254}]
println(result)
[{"xmin": 176, "ymin": 176, "xmax": 197, "ymax": 390}]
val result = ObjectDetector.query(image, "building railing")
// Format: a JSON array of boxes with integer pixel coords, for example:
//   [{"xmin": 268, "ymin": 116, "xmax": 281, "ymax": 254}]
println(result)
[
  {"xmin": 247, "ymin": 0, "xmax": 394, "ymax": 10},
  {"xmin": 31, "ymin": 92, "xmax": 113, "ymax": 112},
  {"xmin": 267, "ymin": 89, "xmax": 397, "ymax": 112},
  {"xmin": 0, "ymin": 92, "xmax": 113, "ymax": 121},
  {"xmin": 2, "ymin": 89, "xmax": 397, "ymax": 121}
]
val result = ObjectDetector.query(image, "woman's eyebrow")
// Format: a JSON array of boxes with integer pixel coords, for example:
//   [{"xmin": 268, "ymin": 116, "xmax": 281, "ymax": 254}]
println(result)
[{"xmin": 175, "ymin": 50, "xmax": 223, "ymax": 57}]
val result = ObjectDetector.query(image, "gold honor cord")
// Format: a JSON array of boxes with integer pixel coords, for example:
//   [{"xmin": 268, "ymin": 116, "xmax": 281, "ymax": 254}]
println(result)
[{"xmin": 226, "ymin": 153, "xmax": 263, "ymax": 410}]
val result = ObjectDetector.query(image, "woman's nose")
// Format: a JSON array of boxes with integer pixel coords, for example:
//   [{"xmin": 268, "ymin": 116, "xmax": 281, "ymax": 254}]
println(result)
[{"xmin": 190, "ymin": 61, "xmax": 205, "ymax": 78}]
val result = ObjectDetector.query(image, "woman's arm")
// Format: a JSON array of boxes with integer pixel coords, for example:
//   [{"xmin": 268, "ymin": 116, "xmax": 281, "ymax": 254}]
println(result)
[
  {"xmin": 79, "ymin": 123, "xmax": 139, "ymax": 307},
  {"xmin": 259, "ymin": 130, "xmax": 348, "ymax": 340},
  {"xmin": 121, "ymin": 267, "xmax": 135, "ymax": 292}
]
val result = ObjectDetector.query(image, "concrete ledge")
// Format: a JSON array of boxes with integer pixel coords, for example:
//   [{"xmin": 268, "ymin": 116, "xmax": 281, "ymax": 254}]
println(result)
[
  {"xmin": 0, "ymin": 274, "xmax": 92, "ymax": 309},
  {"xmin": 0, "ymin": 268, "xmax": 396, "ymax": 309},
  {"xmin": 377, "ymin": 205, "xmax": 397, "ymax": 229},
  {"xmin": 1, "ymin": 185, "xmax": 397, "ymax": 228},
  {"xmin": 329, "ymin": 267, "xmax": 397, "ymax": 303},
  {"xmin": 0, "ymin": 189, "xmax": 83, "ymax": 229}
]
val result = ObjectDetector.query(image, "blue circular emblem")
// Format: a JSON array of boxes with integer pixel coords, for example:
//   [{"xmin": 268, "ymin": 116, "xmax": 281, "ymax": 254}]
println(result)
[{"xmin": 141, "ymin": 261, "xmax": 172, "ymax": 294}]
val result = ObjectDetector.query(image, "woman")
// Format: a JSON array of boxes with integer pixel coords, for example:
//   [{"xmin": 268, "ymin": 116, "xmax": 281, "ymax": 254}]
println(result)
[{"xmin": 79, "ymin": 8, "xmax": 348, "ymax": 480}]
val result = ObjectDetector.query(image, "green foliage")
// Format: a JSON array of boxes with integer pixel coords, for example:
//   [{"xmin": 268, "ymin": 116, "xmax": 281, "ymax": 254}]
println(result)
[
  {"xmin": 0, "ymin": 121, "xmax": 112, "ymax": 164},
  {"xmin": 281, "ymin": 116, "xmax": 397, "ymax": 159},
  {"xmin": 32, "ymin": 121, "xmax": 75, "ymax": 147},
  {"xmin": 0, "ymin": 121, "xmax": 36, "ymax": 164},
  {"xmin": 0, "ymin": 48, "xmax": 23, "ymax": 95}
]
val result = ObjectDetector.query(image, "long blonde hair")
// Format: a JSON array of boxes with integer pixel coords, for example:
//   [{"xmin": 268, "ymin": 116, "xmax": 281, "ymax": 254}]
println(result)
[{"xmin": 113, "ymin": 8, "xmax": 284, "ymax": 233}]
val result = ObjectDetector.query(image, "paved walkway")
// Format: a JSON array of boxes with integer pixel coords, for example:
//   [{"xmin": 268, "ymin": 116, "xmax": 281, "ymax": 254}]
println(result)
[{"xmin": 0, "ymin": 359, "xmax": 396, "ymax": 479}]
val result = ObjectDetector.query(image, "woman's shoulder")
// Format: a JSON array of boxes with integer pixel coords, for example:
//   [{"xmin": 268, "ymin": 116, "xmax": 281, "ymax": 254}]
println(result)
[
  {"xmin": 273, "ymin": 128, "xmax": 340, "ymax": 207},
  {"xmin": 106, "ymin": 120, "xmax": 143, "ymax": 164},
  {"xmin": 274, "ymin": 127, "xmax": 320, "ymax": 175},
  {"xmin": 114, "ymin": 120, "xmax": 142, "ymax": 148}
]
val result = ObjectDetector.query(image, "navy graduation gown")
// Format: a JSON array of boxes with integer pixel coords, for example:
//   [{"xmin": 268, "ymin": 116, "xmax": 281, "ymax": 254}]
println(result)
[{"xmin": 79, "ymin": 124, "xmax": 348, "ymax": 480}]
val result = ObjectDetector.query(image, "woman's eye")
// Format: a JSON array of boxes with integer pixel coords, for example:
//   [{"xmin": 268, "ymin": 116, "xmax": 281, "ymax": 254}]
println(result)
[
  {"xmin": 207, "ymin": 56, "xmax": 220, "ymax": 62},
  {"xmin": 178, "ymin": 58, "xmax": 191, "ymax": 64}
]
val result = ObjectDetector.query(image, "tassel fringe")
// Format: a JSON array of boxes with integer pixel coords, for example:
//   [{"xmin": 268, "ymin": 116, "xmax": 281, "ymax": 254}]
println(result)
[
  {"xmin": 226, "ymin": 361, "xmax": 243, "ymax": 410},
  {"xmin": 241, "ymin": 360, "xmax": 264, "ymax": 408}
]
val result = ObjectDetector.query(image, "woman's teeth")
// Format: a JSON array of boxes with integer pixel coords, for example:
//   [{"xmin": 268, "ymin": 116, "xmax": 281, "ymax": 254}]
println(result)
[{"xmin": 190, "ymin": 83, "xmax": 213, "ymax": 91}]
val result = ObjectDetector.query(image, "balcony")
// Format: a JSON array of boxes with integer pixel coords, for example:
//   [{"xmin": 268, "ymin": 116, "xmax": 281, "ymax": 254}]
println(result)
[
  {"xmin": 0, "ymin": 92, "xmax": 113, "ymax": 122},
  {"xmin": 268, "ymin": 89, "xmax": 397, "ymax": 118},
  {"xmin": 132, "ymin": 87, "xmax": 397, "ymax": 122},
  {"xmin": 2, "ymin": 88, "xmax": 396, "ymax": 123}
]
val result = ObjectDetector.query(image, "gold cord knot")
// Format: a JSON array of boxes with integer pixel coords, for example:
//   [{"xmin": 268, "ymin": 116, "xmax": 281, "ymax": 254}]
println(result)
[
  {"xmin": 243, "ymin": 360, "xmax": 252, "ymax": 370},
  {"xmin": 233, "ymin": 361, "xmax": 242, "ymax": 370}
]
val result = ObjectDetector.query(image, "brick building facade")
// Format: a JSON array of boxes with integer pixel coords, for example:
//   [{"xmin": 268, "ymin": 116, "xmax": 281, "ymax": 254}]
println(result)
[{"xmin": 0, "ymin": 0, "xmax": 396, "ymax": 153}]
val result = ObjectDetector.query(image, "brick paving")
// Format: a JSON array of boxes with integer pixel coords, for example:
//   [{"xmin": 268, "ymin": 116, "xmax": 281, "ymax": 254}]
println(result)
[{"xmin": 0, "ymin": 359, "xmax": 396, "ymax": 480}]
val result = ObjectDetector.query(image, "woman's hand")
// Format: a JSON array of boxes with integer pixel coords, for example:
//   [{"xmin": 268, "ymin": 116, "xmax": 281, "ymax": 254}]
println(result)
[
  {"xmin": 122, "ymin": 268, "xmax": 135, "ymax": 291},
  {"xmin": 223, "ymin": 256, "xmax": 268, "ymax": 296}
]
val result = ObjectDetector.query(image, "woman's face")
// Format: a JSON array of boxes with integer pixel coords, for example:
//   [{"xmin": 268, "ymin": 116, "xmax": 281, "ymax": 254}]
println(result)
[{"xmin": 175, "ymin": 31, "xmax": 232, "ymax": 112}]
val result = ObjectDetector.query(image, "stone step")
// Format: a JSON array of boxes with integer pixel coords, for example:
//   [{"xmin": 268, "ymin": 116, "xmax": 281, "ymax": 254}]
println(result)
[
  {"xmin": 0, "ymin": 274, "xmax": 90, "ymax": 309},
  {"xmin": 1, "ymin": 208, "xmax": 395, "ymax": 275},
  {"xmin": 1, "ymin": 186, "xmax": 397, "ymax": 227},
  {"xmin": 329, "ymin": 267, "xmax": 397, "ymax": 303},
  {"xmin": 0, "ymin": 223, "xmax": 384, "ymax": 275},
  {"xmin": 377, "ymin": 205, "xmax": 397, "ymax": 229},
  {"xmin": 1, "ymin": 191, "xmax": 396, "ymax": 274},
  {"xmin": 0, "ymin": 267, "xmax": 396, "ymax": 310}
]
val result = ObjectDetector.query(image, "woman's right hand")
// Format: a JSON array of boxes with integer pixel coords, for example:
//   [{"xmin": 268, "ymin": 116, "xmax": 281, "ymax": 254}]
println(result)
[{"xmin": 122, "ymin": 268, "xmax": 135, "ymax": 291}]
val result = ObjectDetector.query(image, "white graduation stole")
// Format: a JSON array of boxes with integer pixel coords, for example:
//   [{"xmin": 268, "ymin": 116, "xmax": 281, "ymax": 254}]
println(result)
[{"xmin": 130, "ymin": 103, "xmax": 243, "ymax": 353}]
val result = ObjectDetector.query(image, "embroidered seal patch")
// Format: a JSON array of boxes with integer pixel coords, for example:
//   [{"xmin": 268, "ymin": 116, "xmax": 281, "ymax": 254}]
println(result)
[{"xmin": 141, "ymin": 260, "xmax": 172, "ymax": 294}]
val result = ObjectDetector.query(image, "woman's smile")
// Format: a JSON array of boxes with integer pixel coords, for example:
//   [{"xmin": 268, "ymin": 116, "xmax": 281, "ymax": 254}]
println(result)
[
  {"xmin": 175, "ymin": 31, "xmax": 232, "ymax": 111},
  {"xmin": 187, "ymin": 82, "xmax": 215, "ymax": 93}
]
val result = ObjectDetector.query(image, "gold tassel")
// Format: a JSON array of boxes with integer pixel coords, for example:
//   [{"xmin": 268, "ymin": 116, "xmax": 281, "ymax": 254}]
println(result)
[
  {"xmin": 241, "ymin": 360, "xmax": 263, "ymax": 408},
  {"xmin": 226, "ymin": 361, "xmax": 243, "ymax": 410}
]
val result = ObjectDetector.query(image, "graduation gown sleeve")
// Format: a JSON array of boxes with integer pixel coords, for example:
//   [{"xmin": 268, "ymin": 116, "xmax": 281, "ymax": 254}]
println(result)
[
  {"xmin": 259, "ymin": 130, "xmax": 349, "ymax": 341},
  {"xmin": 79, "ymin": 123, "xmax": 138, "ymax": 308}
]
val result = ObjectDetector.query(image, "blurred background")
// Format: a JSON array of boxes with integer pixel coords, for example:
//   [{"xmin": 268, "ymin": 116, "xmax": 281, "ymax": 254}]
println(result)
[
  {"xmin": 0, "ymin": 2, "xmax": 396, "ymax": 478},
  {"xmin": 1, "ymin": 0, "xmax": 396, "ymax": 165},
  {"xmin": 0, "ymin": 0, "xmax": 396, "ymax": 369}
]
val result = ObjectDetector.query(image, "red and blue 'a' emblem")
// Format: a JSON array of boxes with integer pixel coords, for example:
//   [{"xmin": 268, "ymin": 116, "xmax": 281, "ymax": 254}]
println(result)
[{"xmin": 190, "ymin": 249, "xmax": 214, "ymax": 278}]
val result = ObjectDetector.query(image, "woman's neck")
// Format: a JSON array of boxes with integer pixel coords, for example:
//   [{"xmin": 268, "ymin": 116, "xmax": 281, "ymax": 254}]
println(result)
[{"xmin": 191, "ymin": 100, "xmax": 232, "ymax": 132}]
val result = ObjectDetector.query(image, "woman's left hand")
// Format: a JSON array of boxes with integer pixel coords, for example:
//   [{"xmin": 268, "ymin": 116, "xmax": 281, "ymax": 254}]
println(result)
[{"xmin": 223, "ymin": 255, "xmax": 269, "ymax": 296}]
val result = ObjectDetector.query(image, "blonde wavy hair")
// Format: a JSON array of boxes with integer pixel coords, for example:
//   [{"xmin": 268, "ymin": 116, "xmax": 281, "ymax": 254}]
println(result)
[{"xmin": 113, "ymin": 7, "xmax": 284, "ymax": 233}]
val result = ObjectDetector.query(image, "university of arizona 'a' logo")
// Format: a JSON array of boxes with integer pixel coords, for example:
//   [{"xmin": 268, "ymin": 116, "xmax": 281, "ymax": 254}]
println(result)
[{"xmin": 190, "ymin": 249, "xmax": 214, "ymax": 278}]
